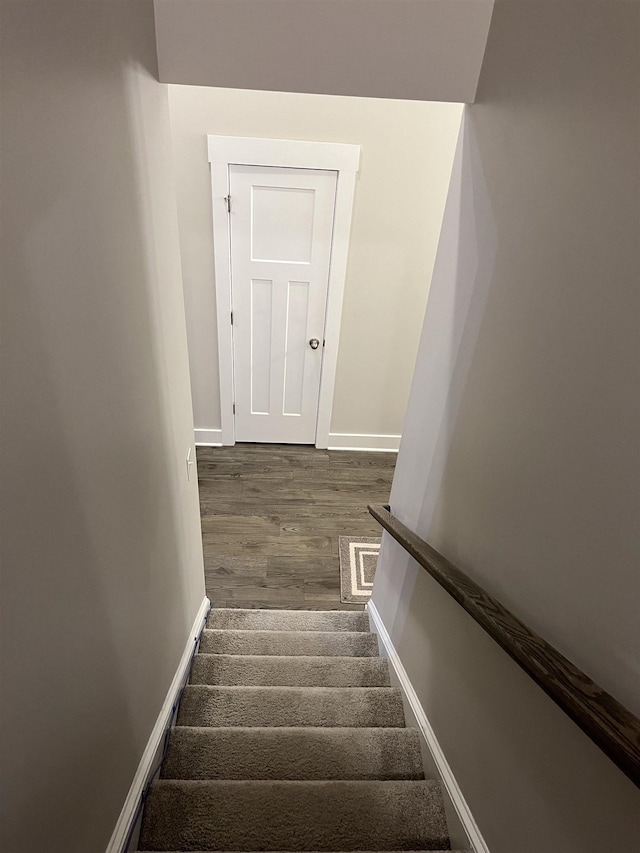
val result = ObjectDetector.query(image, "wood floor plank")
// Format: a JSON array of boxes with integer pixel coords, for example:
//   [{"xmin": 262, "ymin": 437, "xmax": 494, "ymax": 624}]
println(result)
[
  {"xmin": 200, "ymin": 445, "xmax": 332, "ymax": 466},
  {"xmin": 202, "ymin": 534, "xmax": 336, "ymax": 557},
  {"xmin": 326, "ymin": 451, "xmax": 398, "ymax": 466},
  {"xmin": 293, "ymin": 467, "xmax": 393, "ymax": 485},
  {"xmin": 195, "ymin": 478, "xmax": 244, "ymax": 497},
  {"xmin": 304, "ymin": 578, "xmax": 348, "ymax": 597},
  {"xmin": 209, "ymin": 585, "xmax": 305, "ymax": 602},
  {"xmin": 200, "ymin": 516, "xmax": 280, "ymax": 536},
  {"xmin": 198, "ymin": 462, "xmax": 296, "ymax": 480},
  {"xmin": 266, "ymin": 556, "xmax": 341, "ymax": 576},
  {"xmin": 204, "ymin": 555, "xmax": 268, "ymax": 574},
  {"xmin": 205, "ymin": 575, "xmax": 271, "ymax": 589},
  {"xmin": 278, "ymin": 519, "xmax": 382, "ymax": 537},
  {"xmin": 196, "ymin": 444, "xmax": 394, "ymax": 610},
  {"xmin": 241, "ymin": 482, "xmax": 391, "ymax": 505},
  {"xmin": 199, "ymin": 502, "xmax": 372, "ymax": 521}
]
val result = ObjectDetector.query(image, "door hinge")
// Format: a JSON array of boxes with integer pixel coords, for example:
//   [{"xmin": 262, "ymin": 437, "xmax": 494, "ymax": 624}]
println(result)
[
  {"xmin": 323, "ymin": 339, "xmax": 326, "ymax": 347},
  {"xmin": 230, "ymin": 311, "xmax": 234, "ymax": 325},
  {"xmin": 232, "ymin": 403, "xmax": 236, "ymax": 414},
  {"xmin": 224, "ymin": 194, "xmax": 231, "ymax": 213}
]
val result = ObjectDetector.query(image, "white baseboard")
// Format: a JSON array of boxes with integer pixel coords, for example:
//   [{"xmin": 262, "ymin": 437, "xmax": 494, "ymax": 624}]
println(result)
[
  {"xmin": 327, "ymin": 432, "xmax": 401, "ymax": 452},
  {"xmin": 195, "ymin": 428, "xmax": 399, "ymax": 451},
  {"xmin": 195, "ymin": 428, "xmax": 223, "ymax": 446},
  {"xmin": 106, "ymin": 596, "xmax": 211, "ymax": 853},
  {"xmin": 367, "ymin": 599, "xmax": 489, "ymax": 853}
]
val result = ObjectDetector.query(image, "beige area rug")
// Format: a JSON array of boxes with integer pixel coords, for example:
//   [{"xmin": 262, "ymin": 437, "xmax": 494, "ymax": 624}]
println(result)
[{"xmin": 338, "ymin": 536, "xmax": 381, "ymax": 604}]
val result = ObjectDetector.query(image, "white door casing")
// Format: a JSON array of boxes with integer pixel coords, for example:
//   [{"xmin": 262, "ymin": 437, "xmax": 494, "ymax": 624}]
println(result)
[
  {"xmin": 230, "ymin": 165, "xmax": 337, "ymax": 443},
  {"xmin": 208, "ymin": 136, "xmax": 360, "ymax": 447}
]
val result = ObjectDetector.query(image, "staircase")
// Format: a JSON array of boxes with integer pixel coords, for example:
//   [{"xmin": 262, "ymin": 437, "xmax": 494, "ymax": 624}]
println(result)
[{"xmin": 138, "ymin": 608, "xmax": 465, "ymax": 853}]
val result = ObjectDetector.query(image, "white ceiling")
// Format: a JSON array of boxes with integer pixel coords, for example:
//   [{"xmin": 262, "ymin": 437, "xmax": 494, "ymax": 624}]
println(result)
[{"xmin": 154, "ymin": 0, "xmax": 494, "ymax": 103}]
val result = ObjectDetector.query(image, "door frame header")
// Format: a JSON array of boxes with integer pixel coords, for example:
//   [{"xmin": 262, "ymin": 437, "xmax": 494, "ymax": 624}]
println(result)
[
  {"xmin": 208, "ymin": 135, "xmax": 360, "ymax": 172},
  {"xmin": 207, "ymin": 134, "xmax": 360, "ymax": 447}
]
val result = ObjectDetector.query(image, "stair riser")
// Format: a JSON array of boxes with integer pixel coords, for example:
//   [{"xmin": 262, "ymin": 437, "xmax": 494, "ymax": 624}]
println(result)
[
  {"xmin": 207, "ymin": 608, "xmax": 370, "ymax": 633},
  {"xmin": 162, "ymin": 727, "xmax": 424, "ymax": 781},
  {"xmin": 177, "ymin": 686, "xmax": 405, "ymax": 728},
  {"xmin": 139, "ymin": 780, "xmax": 449, "ymax": 851},
  {"xmin": 190, "ymin": 654, "xmax": 391, "ymax": 687},
  {"xmin": 199, "ymin": 630, "xmax": 379, "ymax": 657}
]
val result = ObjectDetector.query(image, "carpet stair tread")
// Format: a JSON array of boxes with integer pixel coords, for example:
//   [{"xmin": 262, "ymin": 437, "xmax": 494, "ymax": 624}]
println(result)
[
  {"xmin": 190, "ymin": 654, "xmax": 391, "ymax": 687},
  {"xmin": 177, "ymin": 685, "xmax": 405, "ymax": 728},
  {"xmin": 162, "ymin": 726, "xmax": 424, "ymax": 780},
  {"xmin": 139, "ymin": 779, "xmax": 449, "ymax": 852},
  {"xmin": 137, "ymin": 608, "xmax": 455, "ymax": 852},
  {"xmin": 207, "ymin": 608, "xmax": 370, "ymax": 633},
  {"xmin": 199, "ymin": 629, "xmax": 379, "ymax": 657}
]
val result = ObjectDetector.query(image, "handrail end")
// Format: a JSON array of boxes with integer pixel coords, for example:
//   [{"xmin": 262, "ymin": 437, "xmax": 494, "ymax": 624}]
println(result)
[{"xmin": 368, "ymin": 503, "xmax": 390, "ymax": 518}]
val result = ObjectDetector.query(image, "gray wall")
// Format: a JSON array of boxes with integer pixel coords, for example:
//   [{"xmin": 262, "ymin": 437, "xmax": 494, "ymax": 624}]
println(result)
[
  {"xmin": 0, "ymin": 3, "xmax": 205, "ymax": 851},
  {"xmin": 372, "ymin": 2, "xmax": 640, "ymax": 850},
  {"xmin": 154, "ymin": 0, "xmax": 493, "ymax": 103}
]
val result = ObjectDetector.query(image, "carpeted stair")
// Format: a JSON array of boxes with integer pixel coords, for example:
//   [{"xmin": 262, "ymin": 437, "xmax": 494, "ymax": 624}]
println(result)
[{"xmin": 138, "ymin": 607, "xmax": 466, "ymax": 853}]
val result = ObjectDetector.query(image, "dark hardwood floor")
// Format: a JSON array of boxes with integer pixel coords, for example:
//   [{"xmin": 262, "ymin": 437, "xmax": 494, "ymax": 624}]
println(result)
[{"xmin": 197, "ymin": 444, "xmax": 396, "ymax": 610}]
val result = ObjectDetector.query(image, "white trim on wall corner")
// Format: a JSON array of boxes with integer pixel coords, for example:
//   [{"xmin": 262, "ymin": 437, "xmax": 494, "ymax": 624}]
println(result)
[
  {"xmin": 327, "ymin": 433, "xmax": 401, "ymax": 452},
  {"xmin": 106, "ymin": 596, "xmax": 211, "ymax": 853},
  {"xmin": 367, "ymin": 599, "xmax": 490, "ymax": 853},
  {"xmin": 194, "ymin": 428, "xmax": 223, "ymax": 446}
]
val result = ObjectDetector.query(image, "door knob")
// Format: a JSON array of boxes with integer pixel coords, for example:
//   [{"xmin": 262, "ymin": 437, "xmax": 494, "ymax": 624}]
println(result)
[{"xmin": 309, "ymin": 338, "xmax": 320, "ymax": 350}]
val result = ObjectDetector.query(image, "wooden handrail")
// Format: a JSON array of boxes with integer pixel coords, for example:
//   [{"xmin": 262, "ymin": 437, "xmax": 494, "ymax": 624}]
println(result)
[{"xmin": 368, "ymin": 503, "xmax": 640, "ymax": 788}]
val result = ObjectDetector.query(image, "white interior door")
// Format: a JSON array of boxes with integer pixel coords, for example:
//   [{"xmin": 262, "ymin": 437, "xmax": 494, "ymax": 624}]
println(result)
[{"xmin": 229, "ymin": 164, "xmax": 338, "ymax": 443}]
